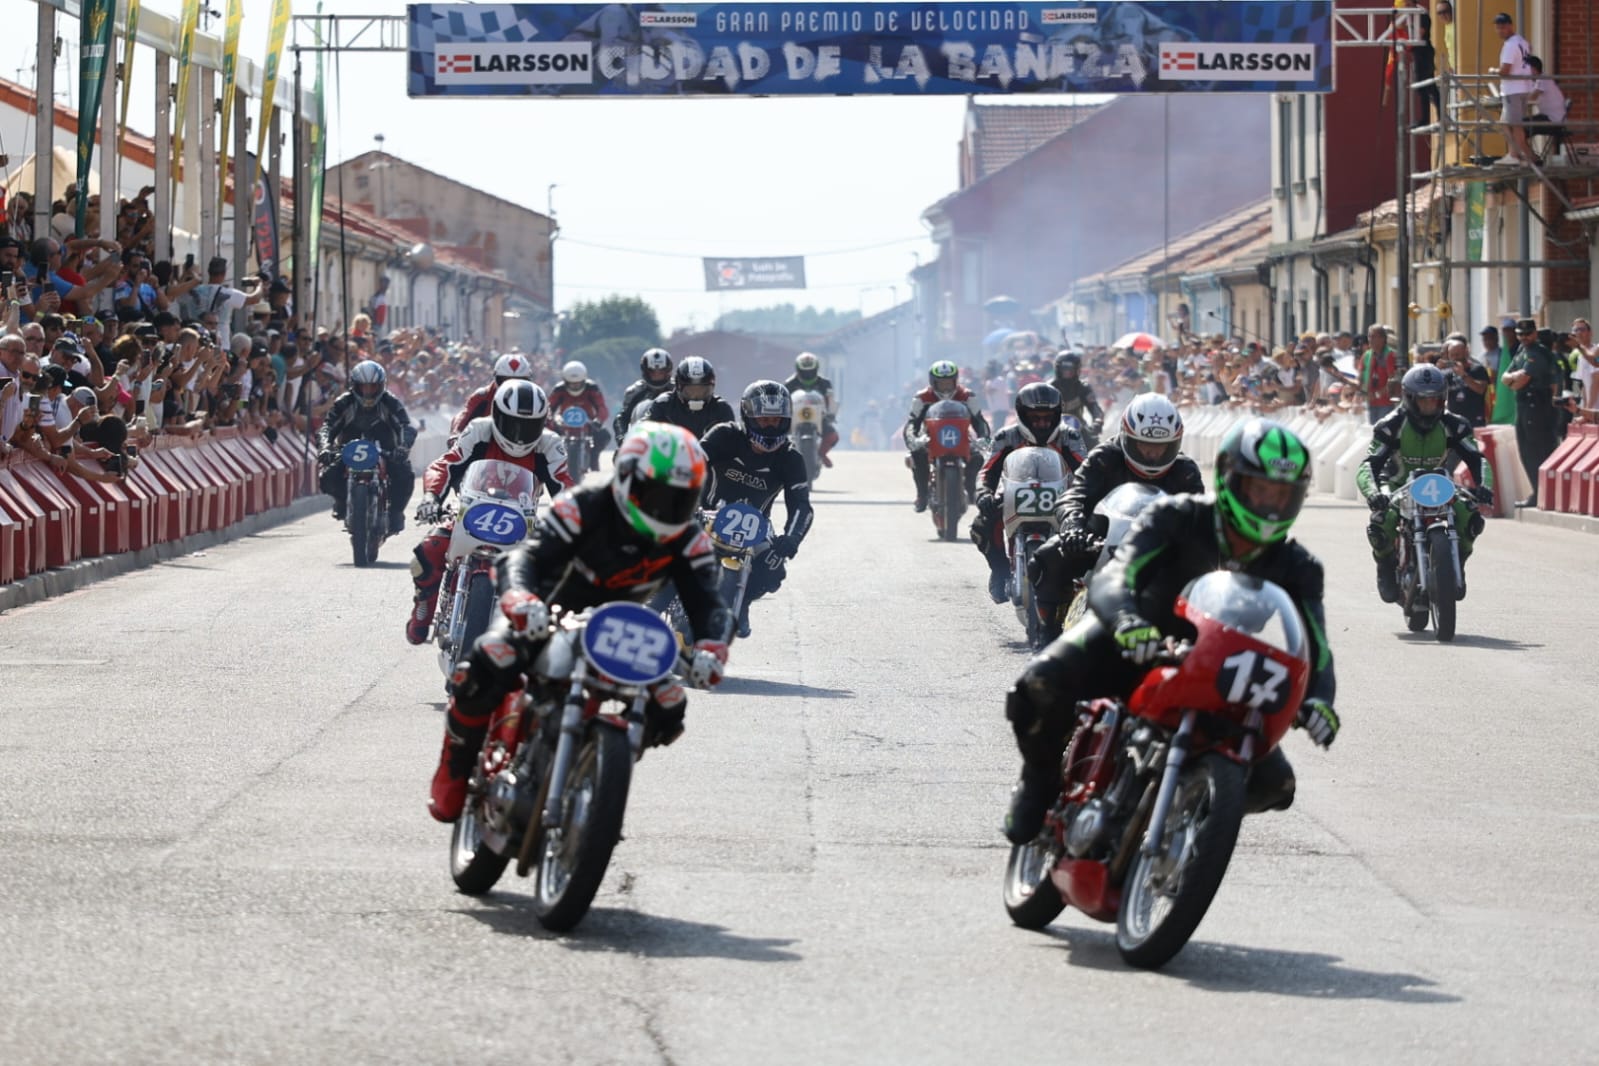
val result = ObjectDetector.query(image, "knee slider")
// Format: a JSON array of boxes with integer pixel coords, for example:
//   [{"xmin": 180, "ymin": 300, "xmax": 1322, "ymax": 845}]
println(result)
[
  {"xmin": 1467, "ymin": 510, "xmax": 1486, "ymax": 538},
  {"xmin": 1366, "ymin": 522, "xmax": 1389, "ymax": 552}
]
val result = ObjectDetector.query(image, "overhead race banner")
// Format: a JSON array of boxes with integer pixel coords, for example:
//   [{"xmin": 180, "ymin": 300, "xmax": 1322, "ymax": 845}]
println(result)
[
  {"xmin": 703, "ymin": 256, "xmax": 807, "ymax": 290},
  {"xmin": 407, "ymin": 2, "xmax": 1333, "ymax": 97}
]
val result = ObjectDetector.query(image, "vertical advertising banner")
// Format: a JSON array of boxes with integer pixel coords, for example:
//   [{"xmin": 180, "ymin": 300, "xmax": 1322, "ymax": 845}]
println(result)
[
  {"xmin": 246, "ymin": 151, "xmax": 281, "ymax": 278},
  {"xmin": 257, "ymin": 0, "xmax": 292, "ymax": 165},
  {"xmin": 76, "ymin": 0, "xmax": 116, "ymax": 236},
  {"xmin": 118, "ymin": 0, "xmax": 142, "ymax": 158},
  {"xmin": 1466, "ymin": 182, "xmax": 1484, "ymax": 262},
  {"xmin": 171, "ymin": 0, "xmax": 201, "ymax": 177},
  {"xmin": 307, "ymin": 1, "xmax": 328, "ymax": 283},
  {"xmin": 218, "ymin": 0, "xmax": 244, "ymax": 189}
]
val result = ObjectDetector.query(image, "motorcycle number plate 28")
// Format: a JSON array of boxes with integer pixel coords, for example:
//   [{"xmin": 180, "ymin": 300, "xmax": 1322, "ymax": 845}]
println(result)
[
  {"xmin": 461, "ymin": 502, "xmax": 528, "ymax": 546},
  {"xmin": 713, "ymin": 501, "xmax": 769, "ymax": 549},
  {"xmin": 582, "ymin": 602, "xmax": 679, "ymax": 685},
  {"xmin": 1409, "ymin": 472, "xmax": 1456, "ymax": 508},
  {"xmin": 562, "ymin": 407, "xmax": 589, "ymax": 428},
  {"xmin": 938, "ymin": 426, "xmax": 962, "ymax": 450},
  {"xmin": 1214, "ymin": 649, "xmax": 1292, "ymax": 713},
  {"xmin": 1012, "ymin": 486, "xmax": 1057, "ymax": 516},
  {"xmin": 341, "ymin": 439, "xmax": 380, "ymax": 472}
]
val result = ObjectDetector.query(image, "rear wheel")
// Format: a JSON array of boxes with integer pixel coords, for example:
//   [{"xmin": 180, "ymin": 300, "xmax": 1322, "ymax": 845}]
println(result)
[
  {"xmin": 1427, "ymin": 527, "xmax": 1457, "ymax": 642},
  {"xmin": 450, "ymin": 790, "xmax": 512, "ymax": 896},
  {"xmin": 532, "ymin": 724, "xmax": 633, "ymax": 932},
  {"xmin": 1003, "ymin": 838, "xmax": 1066, "ymax": 929},
  {"xmin": 349, "ymin": 482, "xmax": 372, "ymax": 567},
  {"xmin": 939, "ymin": 463, "xmax": 963, "ymax": 541},
  {"xmin": 1116, "ymin": 753, "xmax": 1246, "ymax": 970},
  {"xmin": 800, "ymin": 435, "xmax": 821, "ymax": 484}
]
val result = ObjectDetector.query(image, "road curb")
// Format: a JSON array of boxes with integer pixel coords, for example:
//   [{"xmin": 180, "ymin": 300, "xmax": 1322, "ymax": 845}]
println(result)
[
  {"xmin": 0, "ymin": 495, "xmax": 331, "ymax": 615},
  {"xmin": 1512, "ymin": 506, "xmax": 1599, "ymax": 535}
]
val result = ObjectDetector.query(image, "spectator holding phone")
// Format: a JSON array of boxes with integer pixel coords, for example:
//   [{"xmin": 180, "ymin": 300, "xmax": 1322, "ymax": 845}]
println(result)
[{"xmin": 184, "ymin": 256, "xmax": 263, "ymax": 350}]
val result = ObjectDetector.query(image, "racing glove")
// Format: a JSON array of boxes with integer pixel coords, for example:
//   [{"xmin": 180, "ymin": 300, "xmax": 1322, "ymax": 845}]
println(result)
[
  {"xmin": 975, "ymin": 494, "xmax": 1000, "ymax": 519},
  {"xmin": 1296, "ymin": 697, "xmax": 1340, "ymax": 748},
  {"xmin": 498, "ymin": 590, "xmax": 549, "ymax": 635},
  {"xmin": 689, "ymin": 639, "xmax": 729, "ymax": 688},
  {"xmin": 317, "ymin": 447, "xmax": 337, "ymax": 466},
  {"xmin": 414, "ymin": 495, "xmax": 443, "ymax": 524},
  {"xmin": 767, "ymin": 533, "xmax": 795, "ymax": 560},
  {"xmin": 1367, "ymin": 491, "xmax": 1390, "ymax": 514},
  {"xmin": 1113, "ymin": 614, "xmax": 1164, "ymax": 665}
]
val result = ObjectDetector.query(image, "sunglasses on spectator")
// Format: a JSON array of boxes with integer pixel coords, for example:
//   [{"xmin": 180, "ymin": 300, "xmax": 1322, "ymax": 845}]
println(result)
[{"xmin": 20, "ymin": 371, "xmax": 40, "ymax": 381}]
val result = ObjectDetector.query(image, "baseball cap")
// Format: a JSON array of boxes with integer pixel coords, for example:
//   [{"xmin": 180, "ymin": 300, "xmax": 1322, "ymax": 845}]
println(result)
[
  {"xmin": 42, "ymin": 364, "xmax": 69, "ymax": 389},
  {"xmin": 70, "ymin": 386, "xmax": 96, "ymax": 407},
  {"xmin": 1493, "ymin": 12, "xmax": 1512, "ymax": 24},
  {"xmin": 1516, "ymin": 317, "xmax": 1538, "ymax": 333},
  {"xmin": 52, "ymin": 334, "xmax": 84, "ymax": 356},
  {"xmin": 1479, "ymin": 324, "xmax": 1499, "ymax": 335}
]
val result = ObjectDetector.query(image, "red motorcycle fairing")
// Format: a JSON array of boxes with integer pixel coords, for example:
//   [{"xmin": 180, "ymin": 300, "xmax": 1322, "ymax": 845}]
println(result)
[{"xmin": 924, "ymin": 415, "xmax": 973, "ymax": 461}]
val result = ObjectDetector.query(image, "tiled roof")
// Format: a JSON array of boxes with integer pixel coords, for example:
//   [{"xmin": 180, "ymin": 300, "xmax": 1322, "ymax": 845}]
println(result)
[
  {"xmin": 968, "ymin": 102, "xmax": 1104, "ymax": 181},
  {"xmin": 1076, "ymin": 199, "xmax": 1274, "ymax": 287}
]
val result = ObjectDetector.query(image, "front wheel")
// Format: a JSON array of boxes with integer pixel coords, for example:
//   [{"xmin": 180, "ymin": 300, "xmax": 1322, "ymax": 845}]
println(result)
[
  {"xmin": 939, "ymin": 463, "xmax": 964, "ymax": 542},
  {"xmin": 1115, "ymin": 753, "xmax": 1246, "ymax": 970},
  {"xmin": 349, "ymin": 481, "xmax": 373, "ymax": 567},
  {"xmin": 450, "ymin": 792, "xmax": 512, "ymax": 896},
  {"xmin": 532, "ymin": 724, "xmax": 633, "ymax": 932},
  {"xmin": 1019, "ymin": 543, "xmax": 1040, "ymax": 645},
  {"xmin": 1003, "ymin": 839, "xmax": 1066, "ymax": 929},
  {"xmin": 447, "ymin": 570, "xmax": 496, "ymax": 694},
  {"xmin": 568, "ymin": 436, "xmax": 589, "ymax": 478},
  {"xmin": 1427, "ymin": 527, "xmax": 1457, "ymax": 642},
  {"xmin": 800, "ymin": 435, "xmax": 821, "ymax": 484}
]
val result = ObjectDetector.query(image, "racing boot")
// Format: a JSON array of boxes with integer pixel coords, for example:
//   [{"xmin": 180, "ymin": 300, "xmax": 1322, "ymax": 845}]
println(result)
[
  {"xmin": 821, "ymin": 429, "xmax": 839, "ymax": 468},
  {"xmin": 1004, "ymin": 761, "xmax": 1059, "ymax": 845},
  {"xmin": 1244, "ymin": 748, "xmax": 1296, "ymax": 814},
  {"xmin": 428, "ymin": 697, "xmax": 491, "ymax": 823},
  {"xmin": 405, "ymin": 595, "xmax": 435, "ymax": 646},
  {"xmin": 1375, "ymin": 557, "xmax": 1400, "ymax": 604},
  {"xmin": 987, "ymin": 557, "xmax": 1010, "ymax": 605},
  {"xmin": 1034, "ymin": 599, "xmax": 1063, "ymax": 648},
  {"xmin": 389, "ymin": 510, "xmax": 406, "ymax": 536},
  {"xmin": 736, "ymin": 598, "xmax": 753, "ymax": 640}
]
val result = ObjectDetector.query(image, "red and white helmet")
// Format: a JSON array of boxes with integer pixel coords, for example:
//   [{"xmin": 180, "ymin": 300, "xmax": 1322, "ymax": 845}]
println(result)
[
  {"xmin": 493, "ymin": 352, "xmax": 535, "ymax": 383},
  {"xmin": 1118, "ymin": 394, "xmax": 1184, "ymax": 479},
  {"xmin": 492, "ymin": 380, "xmax": 549, "ymax": 458}
]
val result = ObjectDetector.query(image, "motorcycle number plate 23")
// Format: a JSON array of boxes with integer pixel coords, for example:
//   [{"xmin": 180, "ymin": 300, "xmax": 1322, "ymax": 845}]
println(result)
[
  {"xmin": 713, "ymin": 501, "xmax": 769, "ymax": 550},
  {"xmin": 582, "ymin": 602, "xmax": 679, "ymax": 686},
  {"xmin": 461, "ymin": 502, "xmax": 528, "ymax": 546},
  {"xmin": 341, "ymin": 439, "xmax": 380, "ymax": 472},
  {"xmin": 562, "ymin": 407, "xmax": 589, "ymax": 428}
]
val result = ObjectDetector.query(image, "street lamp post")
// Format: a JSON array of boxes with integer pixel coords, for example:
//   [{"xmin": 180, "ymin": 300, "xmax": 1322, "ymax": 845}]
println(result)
[{"xmin": 373, "ymin": 133, "xmax": 386, "ymax": 218}]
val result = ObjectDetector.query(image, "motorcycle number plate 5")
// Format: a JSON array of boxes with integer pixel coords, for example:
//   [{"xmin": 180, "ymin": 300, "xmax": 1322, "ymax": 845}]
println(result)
[
  {"xmin": 561, "ymin": 407, "xmax": 589, "ymax": 429},
  {"xmin": 582, "ymin": 602, "xmax": 679, "ymax": 685},
  {"xmin": 461, "ymin": 502, "xmax": 528, "ymax": 546},
  {"xmin": 341, "ymin": 439, "xmax": 380, "ymax": 472},
  {"xmin": 713, "ymin": 501, "xmax": 769, "ymax": 549}
]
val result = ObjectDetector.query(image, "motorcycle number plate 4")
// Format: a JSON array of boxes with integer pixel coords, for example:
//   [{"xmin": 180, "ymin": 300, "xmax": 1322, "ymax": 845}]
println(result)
[
  {"xmin": 582, "ymin": 602, "xmax": 679, "ymax": 686},
  {"xmin": 712, "ymin": 501, "xmax": 769, "ymax": 550},
  {"xmin": 341, "ymin": 439, "xmax": 380, "ymax": 472},
  {"xmin": 461, "ymin": 502, "xmax": 528, "ymax": 546},
  {"xmin": 561, "ymin": 407, "xmax": 589, "ymax": 429},
  {"xmin": 1409, "ymin": 472, "xmax": 1456, "ymax": 509}
]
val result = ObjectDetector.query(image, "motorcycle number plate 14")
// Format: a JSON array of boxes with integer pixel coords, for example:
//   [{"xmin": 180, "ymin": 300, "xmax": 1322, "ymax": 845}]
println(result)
[
  {"xmin": 461, "ymin": 502, "xmax": 528, "ymax": 546},
  {"xmin": 1409, "ymin": 472, "xmax": 1456, "ymax": 508},
  {"xmin": 341, "ymin": 439, "xmax": 380, "ymax": 472},
  {"xmin": 1011, "ymin": 485, "xmax": 1058, "ymax": 516},
  {"xmin": 582, "ymin": 602, "xmax": 679, "ymax": 686},
  {"xmin": 561, "ymin": 407, "xmax": 589, "ymax": 429},
  {"xmin": 712, "ymin": 501, "xmax": 770, "ymax": 550},
  {"xmin": 938, "ymin": 426, "xmax": 963, "ymax": 450}
]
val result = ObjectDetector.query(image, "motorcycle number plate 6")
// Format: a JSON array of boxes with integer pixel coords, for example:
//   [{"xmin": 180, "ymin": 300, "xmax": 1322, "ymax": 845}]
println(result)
[
  {"xmin": 561, "ymin": 407, "xmax": 589, "ymax": 429},
  {"xmin": 582, "ymin": 602, "xmax": 679, "ymax": 685},
  {"xmin": 341, "ymin": 439, "xmax": 380, "ymax": 472},
  {"xmin": 713, "ymin": 501, "xmax": 769, "ymax": 550},
  {"xmin": 461, "ymin": 502, "xmax": 528, "ymax": 546},
  {"xmin": 1409, "ymin": 472, "xmax": 1456, "ymax": 508}
]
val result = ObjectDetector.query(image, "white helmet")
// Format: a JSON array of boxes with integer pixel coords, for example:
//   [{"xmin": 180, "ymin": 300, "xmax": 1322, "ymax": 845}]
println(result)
[
  {"xmin": 492, "ymin": 380, "xmax": 549, "ymax": 458},
  {"xmin": 561, "ymin": 360, "xmax": 588, "ymax": 389},
  {"xmin": 494, "ymin": 352, "xmax": 535, "ymax": 382},
  {"xmin": 1118, "ymin": 393, "xmax": 1184, "ymax": 479}
]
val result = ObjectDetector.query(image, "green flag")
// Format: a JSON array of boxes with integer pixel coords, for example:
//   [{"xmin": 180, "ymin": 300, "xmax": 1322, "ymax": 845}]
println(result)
[
  {"xmin": 307, "ymin": 3, "xmax": 326, "ymax": 282},
  {"xmin": 76, "ymin": 0, "xmax": 115, "ymax": 237},
  {"xmin": 118, "ymin": 0, "xmax": 141, "ymax": 159},
  {"xmin": 170, "ymin": 0, "xmax": 201, "ymax": 204},
  {"xmin": 218, "ymin": 0, "xmax": 243, "ymax": 201}
]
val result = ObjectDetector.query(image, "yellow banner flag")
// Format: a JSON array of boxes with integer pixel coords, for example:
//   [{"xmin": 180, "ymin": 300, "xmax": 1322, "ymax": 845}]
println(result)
[
  {"xmin": 117, "ymin": 0, "xmax": 141, "ymax": 159},
  {"xmin": 217, "ymin": 0, "xmax": 243, "ymax": 195},
  {"xmin": 170, "ymin": 0, "xmax": 201, "ymax": 179},
  {"xmin": 257, "ymin": 0, "xmax": 292, "ymax": 166}
]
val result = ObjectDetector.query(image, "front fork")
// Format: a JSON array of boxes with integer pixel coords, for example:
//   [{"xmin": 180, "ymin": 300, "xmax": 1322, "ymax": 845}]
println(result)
[
  {"xmin": 540, "ymin": 660, "xmax": 590, "ymax": 828},
  {"xmin": 1140, "ymin": 708, "xmax": 1262, "ymax": 856}
]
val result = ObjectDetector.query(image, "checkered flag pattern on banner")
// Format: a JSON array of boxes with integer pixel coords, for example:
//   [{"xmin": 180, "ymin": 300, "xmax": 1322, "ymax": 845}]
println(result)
[
  {"xmin": 412, "ymin": 4, "xmax": 542, "ymax": 52},
  {"xmin": 1236, "ymin": 2, "xmax": 1331, "ymax": 81}
]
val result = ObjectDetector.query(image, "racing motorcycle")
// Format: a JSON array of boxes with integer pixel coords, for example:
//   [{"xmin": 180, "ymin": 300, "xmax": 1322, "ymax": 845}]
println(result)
[
  {"xmin": 430, "ymin": 460, "xmax": 542, "ymax": 689},
  {"xmin": 1391, "ymin": 470, "xmax": 1466, "ymax": 642},
  {"xmin": 657, "ymin": 501, "xmax": 772, "ymax": 649},
  {"xmin": 1061, "ymin": 482, "xmax": 1167, "ymax": 628},
  {"xmin": 999, "ymin": 447, "xmax": 1070, "ymax": 648},
  {"xmin": 449, "ymin": 601, "xmax": 680, "ymax": 931},
  {"xmin": 340, "ymin": 439, "xmax": 388, "ymax": 567},
  {"xmin": 791, "ymin": 389, "xmax": 827, "ymax": 485},
  {"xmin": 558, "ymin": 406, "xmax": 597, "ymax": 475},
  {"xmin": 1003, "ymin": 572, "xmax": 1311, "ymax": 969},
  {"xmin": 919, "ymin": 398, "xmax": 976, "ymax": 542}
]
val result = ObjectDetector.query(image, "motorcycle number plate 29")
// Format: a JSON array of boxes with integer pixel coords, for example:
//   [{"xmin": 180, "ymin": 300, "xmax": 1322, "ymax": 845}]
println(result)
[
  {"xmin": 582, "ymin": 602, "xmax": 679, "ymax": 686},
  {"xmin": 713, "ymin": 501, "xmax": 769, "ymax": 550},
  {"xmin": 341, "ymin": 439, "xmax": 380, "ymax": 472},
  {"xmin": 462, "ymin": 502, "xmax": 528, "ymax": 546},
  {"xmin": 562, "ymin": 407, "xmax": 589, "ymax": 428}
]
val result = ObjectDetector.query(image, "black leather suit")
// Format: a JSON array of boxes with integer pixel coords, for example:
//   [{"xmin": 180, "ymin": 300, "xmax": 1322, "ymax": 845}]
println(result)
[
  {"xmin": 700, "ymin": 423, "xmax": 816, "ymax": 610},
  {"xmin": 316, "ymin": 391, "xmax": 417, "ymax": 523},
  {"xmin": 637, "ymin": 391, "xmax": 738, "ymax": 441}
]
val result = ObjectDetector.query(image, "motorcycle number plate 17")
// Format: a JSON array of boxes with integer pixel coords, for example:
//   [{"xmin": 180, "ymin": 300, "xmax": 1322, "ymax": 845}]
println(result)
[
  {"xmin": 461, "ymin": 502, "xmax": 528, "ymax": 546},
  {"xmin": 1011, "ymin": 485, "xmax": 1058, "ymax": 516},
  {"xmin": 341, "ymin": 439, "xmax": 380, "ymax": 472},
  {"xmin": 713, "ymin": 501, "xmax": 769, "ymax": 549},
  {"xmin": 582, "ymin": 602, "xmax": 679, "ymax": 685},
  {"xmin": 1409, "ymin": 472, "xmax": 1456, "ymax": 508},
  {"xmin": 938, "ymin": 426, "xmax": 963, "ymax": 450},
  {"xmin": 561, "ymin": 407, "xmax": 589, "ymax": 429}
]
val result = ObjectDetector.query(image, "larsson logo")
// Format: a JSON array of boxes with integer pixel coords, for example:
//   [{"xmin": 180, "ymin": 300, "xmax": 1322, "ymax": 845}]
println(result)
[
  {"xmin": 1157, "ymin": 42, "xmax": 1317, "ymax": 82},
  {"xmin": 434, "ymin": 43, "xmax": 593, "ymax": 85}
]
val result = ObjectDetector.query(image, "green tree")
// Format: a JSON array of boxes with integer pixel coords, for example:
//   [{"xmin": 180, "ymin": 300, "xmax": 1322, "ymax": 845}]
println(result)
[{"xmin": 559, "ymin": 296, "xmax": 662, "ymax": 354}]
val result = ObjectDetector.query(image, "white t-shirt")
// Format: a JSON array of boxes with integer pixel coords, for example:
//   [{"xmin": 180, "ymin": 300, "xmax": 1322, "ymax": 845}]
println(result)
[
  {"xmin": 1577, "ymin": 344, "xmax": 1599, "ymax": 405},
  {"xmin": 1500, "ymin": 34, "xmax": 1532, "ymax": 95},
  {"xmin": 190, "ymin": 284, "xmax": 249, "ymax": 348},
  {"xmin": 1532, "ymin": 77, "xmax": 1568, "ymax": 122}
]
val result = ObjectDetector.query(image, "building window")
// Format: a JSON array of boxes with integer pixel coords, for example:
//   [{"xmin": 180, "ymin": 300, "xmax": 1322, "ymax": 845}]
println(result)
[
  {"xmin": 355, "ymin": 174, "xmax": 370, "ymax": 191},
  {"xmin": 1277, "ymin": 99, "xmax": 1292, "ymax": 193},
  {"xmin": 1295, "ymin": 96, "xmax": 1307, "ymax": 184},
  {"xmin": 1331, "ymin": 296, "xmax": 1341, "ymax": 333}
]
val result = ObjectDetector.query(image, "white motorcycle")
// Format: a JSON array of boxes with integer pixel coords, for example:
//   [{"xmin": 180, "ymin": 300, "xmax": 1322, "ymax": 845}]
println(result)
[
  {"xmin": 791, "ymin": 389, "xmax": 827, "ymax": 485},
  {"xmin": 1000, "ymin": 447, "xmax": 1071, "ymax": 648},
  {"xmin": 1061, "ymin": 481, "xmax": 1167, "ymax": 628}
]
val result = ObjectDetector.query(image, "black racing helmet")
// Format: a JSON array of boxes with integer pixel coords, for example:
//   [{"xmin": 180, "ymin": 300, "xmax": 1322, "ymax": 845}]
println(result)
[
  {"xmin": 1054, "ymin": 351, "xmax": 1082, "ymax": 378},
  {"xmin": 741, "ymin": 380, "xmax": 794, "ymax": 452},
  {"xmin": 674, "ymin": 356, "xmax": 716, "ymax": 410},
  {"xmin": 1401, "ymin": 364, "xmax": 1448, "ymax": 432},
  {"xmin": 640, "ymin": 347, "xmax": 673, "ymax": 387},
  {"xmin": 1014, "ymin": 381, "xmax": 1063, "ymax": 445}
]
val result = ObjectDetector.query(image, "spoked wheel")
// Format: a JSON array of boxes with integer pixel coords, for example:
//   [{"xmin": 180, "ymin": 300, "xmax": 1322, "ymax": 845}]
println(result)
[
  {"xmin": 1427, "ymin": 527, "xmax": 1457, "ymax": 642},
  {"xmin": 450, "ymin": 790, "xmax": 512, "ymax": 896},
  {"xmin": 940, "ymin": 467, "xmax": 964, "ymax": 542},
  {"xmin": 1003, "ymin": 837, "xmax": 1066, "ymax": 929},
  {"xmin": 349, "ymin": 483, "xmax": 372, "ymax": 567},
  {"xmin": 447, "ymin": 572, "xmax": 496, "ymax": 694},
  {"xmin": 1116, "ymin": 753, "xmax": 1246, "ymax": 970},
  {"xmin": 532, "ymin": 725, "xmax": 633, "ymax": 932}
]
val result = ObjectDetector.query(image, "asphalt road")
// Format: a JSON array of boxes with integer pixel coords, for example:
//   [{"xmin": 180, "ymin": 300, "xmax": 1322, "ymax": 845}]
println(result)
[{"xmin": 2, "ymin": 452, "xmax": 1595, "ymax": 1065}]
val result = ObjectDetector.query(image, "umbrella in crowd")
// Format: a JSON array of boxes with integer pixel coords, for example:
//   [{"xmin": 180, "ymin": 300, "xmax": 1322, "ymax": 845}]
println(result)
[{"xmin": 1112, "ymin": 331, "xmax": 1165, "ymax": 352}]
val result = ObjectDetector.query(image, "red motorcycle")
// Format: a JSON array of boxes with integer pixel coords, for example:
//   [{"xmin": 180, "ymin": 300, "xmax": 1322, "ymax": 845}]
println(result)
[
  {"xmin": 1002, "ymin": 572, "xmax": 1311, "ymax": 969},
  {"xmin": 922, "ymin": 398, "xmax": 974, "ymax": 541}
]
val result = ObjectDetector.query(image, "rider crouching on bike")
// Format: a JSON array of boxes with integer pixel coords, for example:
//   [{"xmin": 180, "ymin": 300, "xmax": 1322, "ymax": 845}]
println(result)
[
  {"xmin": 1027, "ymin": 394, "xmax": 1204, "ymax": 644},
  {"xmin": 427, "ymin": 423, "xmax": 733, "ymax": 823},
  {"xmin": 1049, "ymin": 351, "xmax": 1104, "ymax": 441},
  {"xmin": 615, "ymin": 347, "xmax": 674, "ymax": 450},
  {"xmin": 905, "ymin": 360, "xmax": 990, "ymax": 512},
  {"xmin": 1003, "ymin": 419, "xmax": 1341, "ymax": 844},
  {"xmin": 700, "ymin": 381, "xmax": 816, "ymax": 638},
  {"xmin": 638, "ymin": 356, "xmax": 737, "ymax": 441},
  {"xmin": 1357, "ymin": 365, "xmax": 1494, "ymax": 603},
  {"xmin": 317, "ymin": 359, "xmax": 416, "ymax": 534},
  {"xmin": 406, "ymin": 381, "xmax": 574, "ymax": 645},
  {"xmin": 784, "ymin": 352, "xmax": 840, "ymax": 468},
  {"xmin": 549, "ymin": 359, "xmax": 612, "ymax": 469},
  {"xmin": 970, "ymin": 383, "xmax": 1085, "ymax": 603}
]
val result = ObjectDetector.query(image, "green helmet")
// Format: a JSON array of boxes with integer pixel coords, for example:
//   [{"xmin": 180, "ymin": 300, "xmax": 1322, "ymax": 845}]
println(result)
[
  {"xmin": 1215, "ymin": 419, "xmax": 1311, "ymax": 546},
  {"xmin": 928, "ymin": 360, "xmax": 959, "ymax": 398}
]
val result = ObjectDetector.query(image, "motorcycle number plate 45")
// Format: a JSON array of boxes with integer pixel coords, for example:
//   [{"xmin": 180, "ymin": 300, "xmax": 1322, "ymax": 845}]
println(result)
[
  {"xmin": 561, "ymin": 407, "xmax": 589, "ymax": 428},
  {"xmin": 341, "ymin": 439, "xmax": 380, "ymax": 472},
  {"xmin": 1409, "ymin": 472, "xmax": 1456, "ymax": 508},
  {"xmin": 582, "ymin": 602, "xmax": 679, "ymax": 685},
  {"xmin": 461, "ymin": 502, "xmax": 528, "ymax": 546},
  {"xmin": 713, "ymin": 501, "xmax": 769, "ymax": 549}
]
